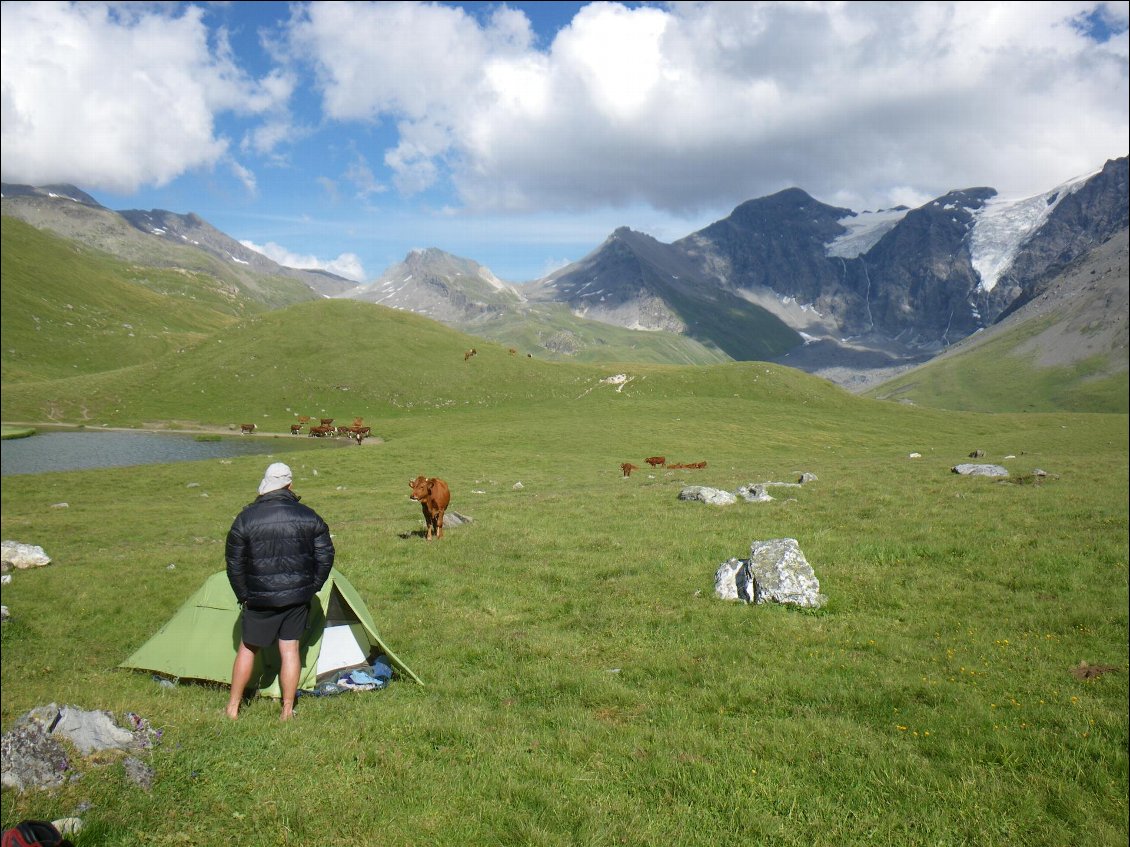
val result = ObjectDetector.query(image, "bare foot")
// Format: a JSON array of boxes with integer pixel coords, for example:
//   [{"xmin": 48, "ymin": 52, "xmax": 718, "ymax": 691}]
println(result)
[
  {"xmin": 279, "ymin": 709, "xmax": 295, "ymax": 722},
  {"xmin": 225, "ymin": 705, "xmax": 240, "ymax": 720}
]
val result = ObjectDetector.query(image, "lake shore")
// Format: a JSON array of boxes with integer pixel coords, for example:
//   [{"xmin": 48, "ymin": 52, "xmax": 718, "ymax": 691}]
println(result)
[{"xmin": 0, "ymin": 421, "xmax": 382, "ymax": 444}]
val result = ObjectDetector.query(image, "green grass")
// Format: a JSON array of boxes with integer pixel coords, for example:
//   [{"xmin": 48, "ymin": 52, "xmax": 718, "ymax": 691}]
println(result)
[
  {"xmin": 2, "ymin": 387, "xmax": 1127, "ymax": 846},
  {"xmin": 866, "ymin": 312, "xmax": 1129, "ymax": 414},
  {"xmin": 1, "ymin": 218, "xmax": 245, "ymax": 383},
  {"xmin": 462, "ymin": 301, "xmax": 733, "ymax": 366}
]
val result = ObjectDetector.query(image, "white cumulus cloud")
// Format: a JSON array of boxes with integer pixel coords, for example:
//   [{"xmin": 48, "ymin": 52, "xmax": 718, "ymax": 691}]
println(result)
[
  {"xmin": 241, "ymin": 240, "xmax": 366, "ymax": 282},
  {"xmin": 288, "ymin": 0, "xmax": 1128, "ymax": 213},
  {"xmin": 0, "ymin": 1, "xmax": 289, "ymax": 192}
]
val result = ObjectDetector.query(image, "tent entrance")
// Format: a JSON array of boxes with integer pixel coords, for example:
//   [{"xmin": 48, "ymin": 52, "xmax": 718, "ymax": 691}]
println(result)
[{"xmin": 314, "ymin": 585, "xmax": 371, "ymax": 678}]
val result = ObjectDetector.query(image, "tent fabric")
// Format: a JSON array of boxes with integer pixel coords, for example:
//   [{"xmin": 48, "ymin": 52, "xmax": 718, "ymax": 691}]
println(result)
[{"xmin": 120, "ymin": 569, "xmax": 422, "ymax": 696}]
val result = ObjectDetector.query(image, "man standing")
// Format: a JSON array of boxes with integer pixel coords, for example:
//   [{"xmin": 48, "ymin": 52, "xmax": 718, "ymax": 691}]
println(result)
[{"xmin": 225, "ymin": 462, "xmax": 335, "ymax": 721}]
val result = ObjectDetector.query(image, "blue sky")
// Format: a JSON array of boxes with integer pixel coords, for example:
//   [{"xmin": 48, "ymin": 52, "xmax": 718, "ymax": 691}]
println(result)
[{"xmin": 2, "ymin": 1, "xmax": 1128, "ymax": 284}]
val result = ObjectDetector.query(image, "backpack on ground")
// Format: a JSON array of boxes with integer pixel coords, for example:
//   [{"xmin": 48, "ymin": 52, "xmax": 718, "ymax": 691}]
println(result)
[{"xmin": 1, "ymin": 820, "xmax": 73, "ymax": 847}]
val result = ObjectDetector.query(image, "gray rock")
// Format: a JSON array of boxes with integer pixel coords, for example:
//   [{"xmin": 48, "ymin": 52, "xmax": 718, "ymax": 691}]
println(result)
[
  {"xmin": 736, "ymin": 484, "xmax": 773, "ymax": 502},
  {"xmin": 123, "ymin": 756, "xmax": 155, "ymax": 790},
  {"xmin": 715, "ymin": 538, "xmax": 827, "ymax": 609},
  {"xmin": 40, "ymin": 705, "xmax": 136, "ymax": 756},
  {"xmin": 0, "ymin": 719, "xmax": 69, "ymax": 791},
  {"xmin": 678, "ymin": 486, "xmax": 737, "ymax": 506},
  {"xmin": 747, "ymin": 539, "xmax": 827, "ymax": 608},
  {"xmin": 714, "ymin": 558, "xmax": 754, "ymax": 602},
  {"xmin": 952, "ymin": 463, "xmax": 1009, "ymax": 477},
  {"xmin": 1, "ymin": 704, "xmax": 157, "ymax": 793},
  {"xmin": 1, "ymin": 540, "xmax": 51, "ymax": 571}
]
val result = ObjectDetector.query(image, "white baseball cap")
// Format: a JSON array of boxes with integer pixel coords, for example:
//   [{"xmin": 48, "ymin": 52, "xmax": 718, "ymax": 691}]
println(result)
[{"xmin": 258, "ymin": 462, "xmax": 293, "ymax": 495}]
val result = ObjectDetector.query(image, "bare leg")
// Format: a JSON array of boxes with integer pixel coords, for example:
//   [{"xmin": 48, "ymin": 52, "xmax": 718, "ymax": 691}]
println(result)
[
  {"xmin": 227, "ymin": 642, "xmax": 259, "ymax": 720},
  {"xmin": 278, "ymin": 639, "xmax": 300, "ymax": 721}
]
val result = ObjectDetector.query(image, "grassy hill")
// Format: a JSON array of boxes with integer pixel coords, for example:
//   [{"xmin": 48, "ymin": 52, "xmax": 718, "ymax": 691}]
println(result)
[
  {"xmin": 1, "ymin": 218, "xmax": 245, "ymax": 383},
  {"xmin": 1, "ymin": 202, "xmax": 321, "ymax": 310},
  {"xmin": 458, "ymin": 300, "xmax": 733, "ymax": 366}
]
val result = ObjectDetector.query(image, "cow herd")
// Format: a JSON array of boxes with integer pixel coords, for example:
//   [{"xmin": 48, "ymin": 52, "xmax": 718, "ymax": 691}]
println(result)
[
  {"xmin": 621, "ymin": 456, "xmax": 707, "ymax": 477},
  {"xmin": 287, "ymin": 416, "xmax": 372, "ymax": 444}
]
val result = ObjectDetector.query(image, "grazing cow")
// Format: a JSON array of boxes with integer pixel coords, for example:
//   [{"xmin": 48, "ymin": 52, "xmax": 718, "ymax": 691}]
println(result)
[
  {"xmin": 297, "ymin": 415, "xmax": 311, "ymax": 424},
  {"xmin": 320, "ymin": 418, "xmax": 335, "ymax": 427},
  {"xmin": 290, "ymin": 424, "xmax": 304, "ymax": 435},
  {"xmin": 620, "ymin": 462, "xmax": 639, "ymax": 477},
  {"xmin": 508, "ymin": 348, "xmax": 517, "ymax": 356},
  {"xmin": 308, "ymin": 424, "xmax": 333, "ymax": 437},
  {"xmin": 667, "ymin": 462, "xmax": 687, "ymax": 470},
  {"xmin": 464, "ymin": 348, "xmax": 477, "ymax": 361},
  {"xmin": 688, "ymin": 461, "xmax": 707, "ymax": 469},
  {"xmin": 408, "ymin": 476, "xmax": 450, "ymax": 541},
  {"xmin": 352, "ymin": 417, "xmax": 364, "ymax": 427},
  {"xmin": 645, "ymin": 456, "xmax": 666, "ymax": 468},
  {"xmin": 239, "ymin": 423, "xmax": 256, "ymax": 435},
  {"xmin": 341, "ymin": 425, "xmax": 371, "ymax": 444}
]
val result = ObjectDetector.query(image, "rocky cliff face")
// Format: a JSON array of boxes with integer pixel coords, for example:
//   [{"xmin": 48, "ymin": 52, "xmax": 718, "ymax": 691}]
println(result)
[
  {"xmin": 536, "ymin": 157, "xmax": 1128, "ymax": 367},
  {"xmin": 526, "ymin": 227, "xmax": 802, "ymax": 360},
  {"xmin": 989, "ymin": 156, "xmax": 1129, "ymax": 321},
  {"xmin": 342, "ymin": 247, "xmax": 524, "ymax": 325}
]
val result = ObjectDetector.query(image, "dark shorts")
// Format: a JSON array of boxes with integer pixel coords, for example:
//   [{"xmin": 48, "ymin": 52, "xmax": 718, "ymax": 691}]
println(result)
[{"xmin": 241, "ymin": 602, "xmax": 309, "ymax": 647}]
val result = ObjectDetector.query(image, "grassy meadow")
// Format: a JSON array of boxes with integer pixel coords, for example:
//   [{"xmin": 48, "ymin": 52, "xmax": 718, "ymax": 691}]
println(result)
[
  {"xmin": 2, "ymin": 359, "xmax": 1127, "ymax": 846},
  {"xmin": 2, "ymin": 219, "xmax": 1128, "ymax": 846}
]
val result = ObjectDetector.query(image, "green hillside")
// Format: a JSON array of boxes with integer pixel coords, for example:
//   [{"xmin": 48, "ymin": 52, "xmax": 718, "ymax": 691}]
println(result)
[
  {"xmin": 1, "ymin": 218, "xmax": 244, "ymax": 382},
  {"xmin": 464, "ymin": 301, "xmax": 732, "ymax": 366},
  {"xmin": 1, "ymin": 294, "xmax": 856, "ymax": 431},
  {"xmin": 866, "ymin": 312, "xmax": 1129, "ymax": 414}
]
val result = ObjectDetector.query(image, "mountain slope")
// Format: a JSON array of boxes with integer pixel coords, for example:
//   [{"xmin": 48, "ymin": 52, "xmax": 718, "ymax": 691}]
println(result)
[
  {"xmin": 341, "ymin": 246, "xmax": 734, "ymax": 365},
  {"xmin": 342, "ymin": 247, "xmax": 524, "ymax": 323},
  {"xmin": 864, "ymin": 227, "xmax": 1129, "ymax": 412},
  {"xmin": 526, "ymin": 227, "xmax": 801, "ymax": 360},
  {"xmin": 0, "ymin": 183, "xmax": 345, "ymax": 306}
]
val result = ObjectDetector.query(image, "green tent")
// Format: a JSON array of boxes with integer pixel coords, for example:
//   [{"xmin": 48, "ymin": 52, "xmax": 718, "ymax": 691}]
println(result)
[{"xmin": 121, "ymin": 568, "xmax": 422, "ymax": 696}]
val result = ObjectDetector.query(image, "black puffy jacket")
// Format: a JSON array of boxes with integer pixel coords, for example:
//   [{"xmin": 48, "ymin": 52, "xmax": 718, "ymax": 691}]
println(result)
[{"xmin": 225, "ymin": 489, "xmax": 335, "ymax": 608}]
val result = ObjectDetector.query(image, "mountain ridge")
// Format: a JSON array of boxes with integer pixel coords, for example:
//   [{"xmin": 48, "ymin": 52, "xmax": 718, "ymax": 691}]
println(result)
[{"xmin": 3, "ymin": 156, "xmax": 1127, "ymax": 393}]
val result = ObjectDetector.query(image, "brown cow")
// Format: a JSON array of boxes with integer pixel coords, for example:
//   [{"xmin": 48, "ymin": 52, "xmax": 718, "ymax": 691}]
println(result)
[
  {"xmin": 409, "ymin": 476, "xmax": 450, "ymax": 541},
  {"xmin": 290, "ymin": 424, "xmax": 304, "ymax": 435},
  {"xmin": 239, "ymin": 423, "xmax": 256, "ymax": 435},
  {"xmin": 620, "ymin": 462, "xmax": 639, "ymax": 477},
  {"xmin": 308, "ymin": 424, "xmax": 333, "ymax": 437},
  {"xmin": 464, "ymin": 348, "xmax": 477, "ymax": 361},
  {"xmin": 645, "ymin": 456, "xmax": 666, "ymax": 468}
]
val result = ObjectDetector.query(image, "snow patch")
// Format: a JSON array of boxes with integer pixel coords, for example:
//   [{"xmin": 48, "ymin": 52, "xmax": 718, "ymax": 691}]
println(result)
[
  {"xmin": 825, "ymin": 208, "xmax": 908, "ymax": 258},
  {"xmin": 969, "ymin": 170, "xmax": 1095, "ymax": 292},
  {"xmin": 600, "ymin": 373, "xmax": 634, "ymax": 393}
]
